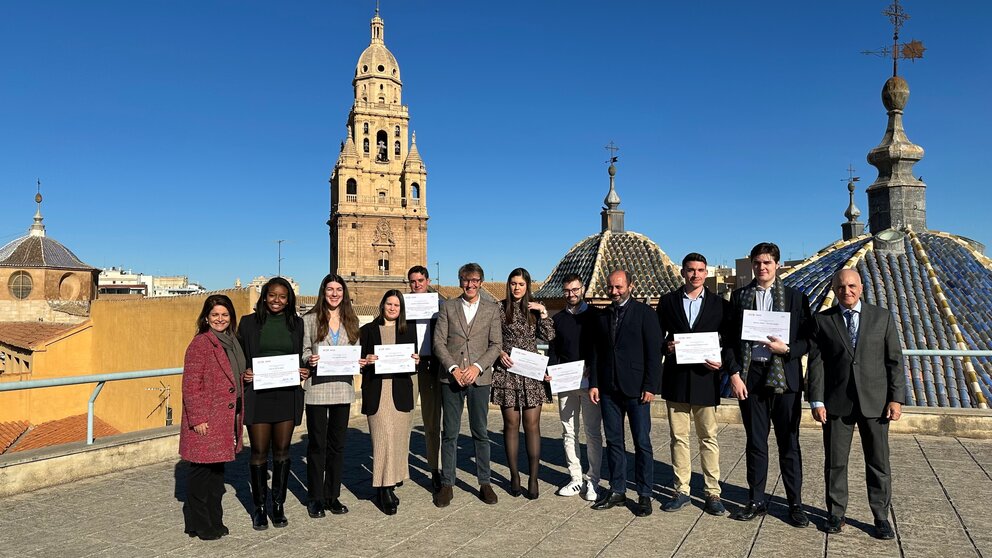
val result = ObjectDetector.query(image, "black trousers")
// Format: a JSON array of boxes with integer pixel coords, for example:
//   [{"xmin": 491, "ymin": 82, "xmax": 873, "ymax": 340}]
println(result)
[
  {"xmin": 824, "ymin": 406, "xmax": 891, "ymax": 521},
  {"xmin": 183, "ymin": 462, "xmax": 225, "ymax": 535},
  {"xmin": 306, "ymin": 404, "xmax": 351, "ymax": 502},
  {"xmin": 739, "ymin": 363, "xmax": 803, "ymax": 506}
]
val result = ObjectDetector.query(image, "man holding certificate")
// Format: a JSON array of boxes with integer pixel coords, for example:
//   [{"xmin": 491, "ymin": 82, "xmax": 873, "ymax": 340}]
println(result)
[
  {"xmin": 432, "ymin": 263, "xmax": 503, "ymax": 507},
  {"xmin": 548, "ymin": 273, "xmax": 603, "ymax": 502},
  {"xmin": 726, "ymin": 242, "xmax": 813, "ymax": 526},
  {"xmin": 656, "ymin": 253, "xmax": 731, "ymax": 515},
  {"xmin": 406, "ymin": 265, "xmax": 443, "ymax": 493},
  {"xmin": 588, "ymin": 269, "xmax": 662, "ymax": 518}
]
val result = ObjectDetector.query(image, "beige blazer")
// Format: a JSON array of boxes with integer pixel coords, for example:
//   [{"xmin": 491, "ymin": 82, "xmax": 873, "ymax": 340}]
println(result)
[{"xmin": 433, "ymin": 296, "xmax": 503, "ymax": 386}]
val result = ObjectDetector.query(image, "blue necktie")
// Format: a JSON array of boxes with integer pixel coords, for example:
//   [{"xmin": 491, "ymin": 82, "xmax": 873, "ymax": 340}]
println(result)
[{"xmin": 844, "ymin": 310, "xmax": 858, "ymax": 348}]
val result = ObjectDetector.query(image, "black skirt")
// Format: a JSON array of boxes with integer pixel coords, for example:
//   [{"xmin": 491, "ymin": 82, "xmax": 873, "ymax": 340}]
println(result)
[{"xmin": 251, "ymin": 386, "xmax": 297, "ymax": 423}]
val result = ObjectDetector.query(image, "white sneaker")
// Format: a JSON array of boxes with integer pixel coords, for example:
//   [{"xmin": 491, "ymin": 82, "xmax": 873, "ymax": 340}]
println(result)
[
  {"xmin": 556, "ymin": 480, "xmax": 583, "ymax": 497},
  {"xmin": 582, "ymin": 483, "xmax": 600, "ymax": 502}
]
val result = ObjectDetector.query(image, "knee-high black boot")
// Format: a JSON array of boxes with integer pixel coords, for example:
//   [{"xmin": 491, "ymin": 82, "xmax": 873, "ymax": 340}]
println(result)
[
  {"xmin": 270, "ymin": 460, "xmax": 290, "ymax": 527},
  {"xmin": 249, "ymin": 463, "xmax": 269, "ymax": 531}
]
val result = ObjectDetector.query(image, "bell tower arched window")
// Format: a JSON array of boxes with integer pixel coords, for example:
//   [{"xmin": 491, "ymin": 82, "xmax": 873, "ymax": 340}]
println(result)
[
  {"xmin": 375, "ymin": 130, "xmax": 388, "ymax": 162},
  {"xmin": 363, "ymin": 138, "xmax": 369, "ymax": 153},
  {"xmin": 394, "ymin": 126, "xmax": 400, "ymax": 137},
  {"xmin": 346, "ymin": 178, "xmax": 357, "ymax": 199},
  {"xmin": 411, "ymin": 183, "xmax": 420, "ymax": 199},
  {"xmin": 394, "ymin": 141, "xmax": 400, "ymax": 157}
]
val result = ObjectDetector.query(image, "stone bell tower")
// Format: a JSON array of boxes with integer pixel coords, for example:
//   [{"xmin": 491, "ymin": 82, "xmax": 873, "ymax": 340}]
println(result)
[{"xmin": 328, "ymin": 9, "xmax": 428, "ymax": 304}]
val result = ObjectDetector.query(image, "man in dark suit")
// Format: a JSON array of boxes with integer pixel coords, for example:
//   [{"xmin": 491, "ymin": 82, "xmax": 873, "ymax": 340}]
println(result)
[
  {"xmin": 807, "ymin": 268, "xmax": 905, "ymax": 540},
  {"xmin": 726, "ymin": 242, "xmax": 812, "ymax": 526},
  {"xmin": 407, "ymin": 265, "xmax": 443, "ymax": 493},
  {"xmin": 589, "ymin": 269, "xmax": 662, "ymax": 517},
  {"xmin": 657, "ymin": 253, "xmax": 730, "ymax": 515},
  {"xmin": 432, "ymin": 262, "xmax": 503, "ymax": 507}
]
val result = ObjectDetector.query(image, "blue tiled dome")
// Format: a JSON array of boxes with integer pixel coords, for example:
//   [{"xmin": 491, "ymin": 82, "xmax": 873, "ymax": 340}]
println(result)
[{"xmin": 784, "ymin": 231, "xmax": 992, "ymax": 408}]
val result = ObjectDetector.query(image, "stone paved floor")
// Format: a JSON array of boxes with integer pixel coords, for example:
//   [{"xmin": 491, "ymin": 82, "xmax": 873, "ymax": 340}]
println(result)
[{"xmin": 2, "ymin": 410, "xmax": 991, "ymax": 557}]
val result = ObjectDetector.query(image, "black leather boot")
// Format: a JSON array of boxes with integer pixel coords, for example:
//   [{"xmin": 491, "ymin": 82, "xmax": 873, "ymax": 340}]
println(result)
[
  {"xmin": 249, "ymin": 464, "xmax": 269, "ymax": 531},
  {"xmin": 270, "ymin": 460, "xmax": 290, "ymax": 528},
  {"xmin": 377, "ymin": 487, "xmax": 397, "ymax": 515},
  {"xmin": 387, "ymin": 486, "xmax": 400, "ymax": 507}
]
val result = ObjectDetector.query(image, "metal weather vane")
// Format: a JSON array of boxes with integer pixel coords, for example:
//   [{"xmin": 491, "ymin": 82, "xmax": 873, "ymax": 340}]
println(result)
[
  {"xmin": 842, "ymin": 164, "xmax": 860, "ymax": 185},
  {"xmin": 861, "ymin": 0, "xmax": 926, "ymax": 77},
  {"xmin": 604, "ymin": 140, "xmax": 619, "ymax": 165}
]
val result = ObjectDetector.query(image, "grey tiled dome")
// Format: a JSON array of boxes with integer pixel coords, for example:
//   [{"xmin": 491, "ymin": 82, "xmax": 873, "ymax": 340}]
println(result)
[{"xmin": 0, "ymin": 235, "xmax": 95, "ymax": 270}]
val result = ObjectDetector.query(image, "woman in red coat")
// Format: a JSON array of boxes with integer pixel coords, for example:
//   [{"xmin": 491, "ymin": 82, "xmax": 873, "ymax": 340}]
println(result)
[{"xmin": 180, "ymin": 294, "xmax": 246, "ymax": 541}]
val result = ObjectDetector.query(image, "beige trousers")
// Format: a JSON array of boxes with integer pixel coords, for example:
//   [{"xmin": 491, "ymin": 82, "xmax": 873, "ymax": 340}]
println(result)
[{"xmin": 666, "ymin": 401, "xmax": 721, "ymax": 497}]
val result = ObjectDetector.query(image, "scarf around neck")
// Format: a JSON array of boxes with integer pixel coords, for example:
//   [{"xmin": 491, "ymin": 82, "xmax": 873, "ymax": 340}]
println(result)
[
  {"xmin": 212, "ymin": 329, "xmax": 246, "ymax": 390},
  {"xmin": 739, "ymin": 279, "xmax": 788, "ymax": 394}
]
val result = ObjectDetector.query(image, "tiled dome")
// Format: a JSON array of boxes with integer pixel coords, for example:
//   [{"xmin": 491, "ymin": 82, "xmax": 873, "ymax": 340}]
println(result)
[{"xmin": 534, "ymin": 230, "xmax": 682, "ymax": 301}]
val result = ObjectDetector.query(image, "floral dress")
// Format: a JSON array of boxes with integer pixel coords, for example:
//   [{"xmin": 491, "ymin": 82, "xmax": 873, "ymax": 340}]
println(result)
[{"xmin": 490, "ymin": 302, "xmax": 555, "ymax": 407}]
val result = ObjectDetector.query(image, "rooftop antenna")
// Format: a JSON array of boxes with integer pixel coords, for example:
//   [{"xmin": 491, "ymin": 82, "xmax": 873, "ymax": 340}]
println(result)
[
  {"xmin": 276, "ymin": 239, "xmax": 286, "ymax": 277},
  {"xmin": 145, "ymin": 381, "xmax": 173, "ymax": 426},
  {"xmin": 861, "ymin": 0, "xmax": 926, "ymax": 77}
]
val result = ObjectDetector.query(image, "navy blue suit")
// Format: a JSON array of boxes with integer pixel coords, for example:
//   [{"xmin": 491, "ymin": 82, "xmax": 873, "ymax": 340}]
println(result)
[{"xmin": 589, "ymin": 298, "xmax": 662, "ymax": 497}]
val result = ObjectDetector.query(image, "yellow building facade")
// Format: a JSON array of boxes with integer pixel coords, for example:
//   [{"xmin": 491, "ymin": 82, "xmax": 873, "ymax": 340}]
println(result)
[{"xmin": 0, "ymin": 289, "xmax": 257, "ymax": 434}]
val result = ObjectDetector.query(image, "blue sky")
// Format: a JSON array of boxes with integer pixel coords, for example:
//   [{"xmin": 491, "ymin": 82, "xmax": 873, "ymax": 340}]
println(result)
[{"xmin": 1, "ymin": 1, "xmax": 989, "ymax": 294}]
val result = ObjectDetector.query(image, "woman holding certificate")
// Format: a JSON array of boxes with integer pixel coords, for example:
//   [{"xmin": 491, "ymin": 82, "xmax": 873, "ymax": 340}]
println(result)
[
  {"xmin": 301, "ymin": 273, "xmax": 361, "ymax": 518},
  {"xmin": 359, "ymin": 290, "xmax": 420, "ymax": 515},
  {"xmin": 491, "ymin": 268, "xmax": 554, "ymax": 499},
  {"xmin": 238, "ymin": 277, "xmax": 307, "ymax": 530},
  {"xmin": 180, "ymin": 295, "xmax": 245, "ymax": 540}
]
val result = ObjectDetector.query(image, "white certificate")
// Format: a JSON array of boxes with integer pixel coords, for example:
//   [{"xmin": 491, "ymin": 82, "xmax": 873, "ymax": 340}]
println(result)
[
  {"xmin": 507, "ymin": 347, "xmax": 549, "ymax": 382},
  {"xmin": 741, "ymin": 310, "xmax": 791, "ymax": 342},
  {"xmin": 374, "ymin": 343, "xmax": 417, "ymax": 374},
  {"xmin": 316, "ymin": 345, "xmax": 362, "ymax": 376},
  {"xmin": 403, "ymin": 293, "xmax": 439, "ymax": 320},
  {"xmin": 252, "ymin": 354, "xmax": 300, "ymax": 390},
  {"xmin": 673, "ymin": 332, "xmax": 722, "ymax": 365},
  {"xmin": 549, "ymin": 360, "xmax": 584, "ymax": 394}
]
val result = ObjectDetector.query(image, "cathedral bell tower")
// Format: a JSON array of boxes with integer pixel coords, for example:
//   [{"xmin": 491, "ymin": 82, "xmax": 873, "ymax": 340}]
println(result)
[{"xmin": 328, "ymin": 9, "xmax": 428, "ymax": 304}]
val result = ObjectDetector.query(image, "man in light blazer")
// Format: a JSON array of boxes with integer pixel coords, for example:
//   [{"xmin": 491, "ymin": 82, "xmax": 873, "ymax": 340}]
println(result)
[
  {"xmin": 432, "ymin": 262, "xmax": 503, "ymax": 507},
  {"xmin": 656, "ymin": 252, "xmax": 731, "ymax": 515},
  {"xmin": 588, "ymin": 269, "xmax": 663, "ymax": 517},
  {"xmin": 807, "ymin": 268, "xmax": 905, "ymax": 540}
]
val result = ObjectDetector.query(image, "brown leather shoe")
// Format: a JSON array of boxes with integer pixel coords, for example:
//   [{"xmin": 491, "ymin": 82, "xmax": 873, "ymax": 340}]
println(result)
[
  {"xmin": 435, "ymin": 485, "xmax": 453, "ymax": 508},
  {"xmin": 479, "ymin": 483, "xmax": 498, "ymax": 505}
]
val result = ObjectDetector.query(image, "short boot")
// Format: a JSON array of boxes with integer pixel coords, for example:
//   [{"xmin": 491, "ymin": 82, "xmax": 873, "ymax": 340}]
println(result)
[
  {"xmin": 248, "ymin": 464, "xmax": 269, "ymax": 531},
  {"xmin": 270, "ymin": 460, "xmax": 290, "ymax": 528}
]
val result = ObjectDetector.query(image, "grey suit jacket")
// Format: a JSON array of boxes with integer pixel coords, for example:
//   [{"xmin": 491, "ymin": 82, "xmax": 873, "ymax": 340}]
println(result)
[
  {"xmin": 807, "ymin": 302, "xmax": 906, "ymax": 418},
  {"xmin": 433, "ymin": 296, "xmax": 503, "ymax": 386}
]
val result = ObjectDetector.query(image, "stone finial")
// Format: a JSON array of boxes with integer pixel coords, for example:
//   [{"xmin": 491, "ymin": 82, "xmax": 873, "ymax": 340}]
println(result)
[
  {"xmin": 882, "ymin": 75, "xmax": 910, "ymax": 112},
  {"xmin": 29, "ymin": 180, "xmax": 46, "ymax": 238},
  {"xmin": 601, "ymin": 153, "xmax": 624, "ymax": 233},
  {"xmin": 866, "ymin": 75, "xmax": 926, "ymax": 233},
  {"xmin": 845, "ymin": 180, "xmax": 862, "ymax": 222},
  {"xmin": 604, "ymin": 163, "xmax": 621, "ymax": 208}
]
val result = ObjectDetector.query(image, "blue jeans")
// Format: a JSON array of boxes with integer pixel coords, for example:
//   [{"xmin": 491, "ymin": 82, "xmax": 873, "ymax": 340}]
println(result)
[
  {"xmin": 440, "ymin": 382, "xmax": 491, "ymax": 485},
  {"xmin": 601, "ymin": 390, "xmax": 653, "ymax": 497}
]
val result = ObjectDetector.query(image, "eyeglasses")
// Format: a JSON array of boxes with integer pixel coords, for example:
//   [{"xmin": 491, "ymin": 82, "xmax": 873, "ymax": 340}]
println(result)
[
  {"xmin": 563, "ymin": 287, "xmax": 583, "ymax": 295},
  {"xmin": 460, "ymin": 277, "xmax": 482, "ymax": 285}
]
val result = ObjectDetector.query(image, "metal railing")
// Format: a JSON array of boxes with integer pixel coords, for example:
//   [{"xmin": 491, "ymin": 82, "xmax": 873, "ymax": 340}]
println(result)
[
  {"xmin": 1, "ymin": 350, "xmax": 990, "ymax": 446},
  {"xmin": 0, "ymin": 368, "xmax": 181, "ymax": 445},
  {"xmin": 903, "ymin": 350, "xmax": 992, "ymax": 357}
]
